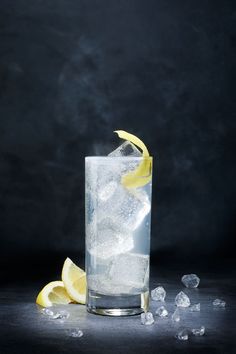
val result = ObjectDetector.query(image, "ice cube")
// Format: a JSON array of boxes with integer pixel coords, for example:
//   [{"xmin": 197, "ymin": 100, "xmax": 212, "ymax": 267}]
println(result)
[
  {"xmin": 40, "ymin": 308, "xmax": 54, "ymax": 317},
  {"xmin": 88, "ymin": 274, "xmax": 135, "ymax": 295},
  {"xmin": 141, "ymin": 312, "xmax": 154, "ymax": 325},
  {"xmin": 87, "ymin": 146, "xmax": 150, "ymax": 231},
  {"xmin": 192, "ymin": 326, "xmax": 205, "ymax": 336},
  {"xmin": 113, "ymin": 188, "xmax": 151, "ymax": 231},
  {"xmin": 175, "ymin": 328, "xmax": 189, "ymax": 341},
  {"xmin": 52, "ymin": 310, "xmax": 70, "ymax": 320},
  {"xmin": 108, "ymin": 253, "xmax": 149, "ymax": 289},
  {"xmin": 175, "ymin": 291, "xmax": 190, "ymax": 307},
  {"xmin": 181, "ymin": 274, "xmax": 200, "ymax": 288},
  {"xmin": 172, "ymin": 309, "xmax": 180, "ymax": 322},
  {"xmin": 86, "ymin": 158, "xmax": 121, "ymax": 203},
  {"xmin": 155, "ymin": 306, "xmax": 168, "ymax": 317},
  {"xmin": 89, "ymin": 144, "xmax": 140, "ymax": 199},
  {"xmin": 98, "ymin": 181, "xmax": 118, "ymax": 202},
  {"xmin": 212, "ymin": 299, "xmax": 226, "ymax": 308},
  {"xmin": 67, "ymin": 329, "xmax": 83, "ymax": 338},
  {"xmin": 108, "ymin": 141, "xmax": 142, "ymax": 178},
  {"xmin": 87, "ymin": 218, "xmax": 134, "ymax": 260},
  {"xmin": 189, "ymin": 303, "xmax": 200, "ymax": 312},
  {"xmin": 151, "ymin": 286, "xmax": 166, "ymax": 301},
  {"xmin": 109, "ymin": 141, "xmax": 141, "ymax": 157},
  {"xmin": 98, "ymin": 186, "xmax": 151, "ymax": 231}
]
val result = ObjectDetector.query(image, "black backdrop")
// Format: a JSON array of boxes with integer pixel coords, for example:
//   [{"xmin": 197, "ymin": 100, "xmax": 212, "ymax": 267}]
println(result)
[{"xmin": 0, "ymin": 0, "xmax": 235, "ymax": 268}]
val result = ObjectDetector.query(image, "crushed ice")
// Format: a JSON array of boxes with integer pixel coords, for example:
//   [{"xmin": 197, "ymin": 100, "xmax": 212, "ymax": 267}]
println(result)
[
  {"xmin": 151, "ymin": 286, "xmax": 166, "ymax": 302},
  {"xmin": 175, "ymin": 291, "xmax": 190, "ymax": 307},
  {"xmin": 141, "ymin": 312, "xmax": 154, "ymax": 325},
  {"xmin": 67, "ymin": 329, "xmax": 83, "ymax": 338},
  {"xmin": 155, "ymin": 306, "xmax": 168, "ymax": 317},
  {"xmin": 213, "ymin": 299, "xmax": 226, "ymax": 308},
  {"xmin": 192, "ymin": 326, "xmax": 205, "ymax": 336},
  {"xmin": 181, "ymin": 274, "xmax": 200, "ymax": 288}
]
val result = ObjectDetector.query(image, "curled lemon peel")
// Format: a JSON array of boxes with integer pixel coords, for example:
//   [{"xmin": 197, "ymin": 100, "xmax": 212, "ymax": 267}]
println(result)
[{"xmin": 114, "ymin": 130, "xmax": 152, "ymax": 188}]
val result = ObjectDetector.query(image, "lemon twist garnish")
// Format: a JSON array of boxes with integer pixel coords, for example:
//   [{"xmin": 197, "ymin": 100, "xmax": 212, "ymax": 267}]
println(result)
[{"xmin": 114, "ymin": 130, "xmax": 152, "ymax": 188}]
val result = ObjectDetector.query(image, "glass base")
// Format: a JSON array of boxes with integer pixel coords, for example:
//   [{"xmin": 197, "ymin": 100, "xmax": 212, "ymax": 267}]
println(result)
[{"xmin": 86, "ymin": 289, "xmax": 149, "ymax": 317}]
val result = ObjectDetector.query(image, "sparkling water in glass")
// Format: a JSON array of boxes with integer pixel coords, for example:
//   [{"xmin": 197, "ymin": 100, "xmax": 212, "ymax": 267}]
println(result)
[{"xmin": 85, "ymin": 155, "xmax": 152, "ymax": 316}]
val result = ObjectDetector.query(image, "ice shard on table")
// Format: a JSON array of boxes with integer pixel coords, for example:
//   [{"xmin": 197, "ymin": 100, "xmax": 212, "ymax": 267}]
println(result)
[
  {"xmin": 155, "ymin": 306, "xmax": 168, "ymax": 317},
  {"xmin": 172, "ymin": 309, "xmax": 181, "ymax": 322},
  {"xmin": 141, "ymin": 312, "xmax": 154, "ymax": 325},
  {"xmin": 175, "ymin": 291, "xmax": 191, "ymax": 307},
  {"xmin": 151, "ymin": 286, "xmax": 166, "ymax": 302},
  {"xmin": 175, "ymin": 328, "xmax": 189, "ymax": 341},
  {"xmin": 212, "ymin": 299, "xmax": 226, "ymax": 308},
  {"xmin": 181, "ymin": 274, "xmax": 200, "ymax": 288},
  {"xmin": 189, "ymin": 303, "xmax": 200, "ymax": 312},
  {"xmin": 192, "ymin": 326, "xmax": 205, "ymax": 336}
]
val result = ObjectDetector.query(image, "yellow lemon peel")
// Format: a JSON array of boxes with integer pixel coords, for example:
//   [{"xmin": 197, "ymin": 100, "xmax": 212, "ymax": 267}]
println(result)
[{"xmin": 114, "ymin": 130, "xmax": 152, "ymax": 188}]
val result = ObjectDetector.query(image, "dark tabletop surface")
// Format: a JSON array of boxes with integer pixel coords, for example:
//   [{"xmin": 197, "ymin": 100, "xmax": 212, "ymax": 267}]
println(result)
[{"xmin": 0, "ymin": 257, "xmax": 236, "ymax": 354}]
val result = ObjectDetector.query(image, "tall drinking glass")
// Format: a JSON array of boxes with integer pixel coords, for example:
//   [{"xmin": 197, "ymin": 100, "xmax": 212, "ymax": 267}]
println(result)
[{"xmin": 85, "ymin": 156, "xmax": 152, "ymax": 316}]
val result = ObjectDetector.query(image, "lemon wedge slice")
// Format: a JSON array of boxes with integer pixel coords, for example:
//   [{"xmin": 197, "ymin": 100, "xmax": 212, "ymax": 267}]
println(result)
[
  {"xmin": 36, "ymin": 280, "xmax": 73, "ymax": 307},
  {"xmin": 114, "ymin": 130, "xmax": 152, "ymax": 188},
  {"xmin": 62, "ymin": 257, "xmax": 86, "ymax": 304}
]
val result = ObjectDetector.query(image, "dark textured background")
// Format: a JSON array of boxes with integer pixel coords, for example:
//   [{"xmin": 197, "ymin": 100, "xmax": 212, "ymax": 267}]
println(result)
[
  {"xmin": 0, "ymin": 0, "xmax": 235, "ymax": 267},
  {"xmin": 0, "ymin": 2, "xmax": 236, "ymax": 354}
]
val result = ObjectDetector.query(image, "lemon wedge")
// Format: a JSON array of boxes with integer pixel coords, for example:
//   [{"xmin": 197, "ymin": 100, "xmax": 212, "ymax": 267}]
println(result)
[
  {"xmin": 114, "ymin": 130, "xmax": 152, "ymax": 188},
  {"xmin": 36, "ymin": 280, "xmax": 73, "ymax": 307},
  {"xmin": 62, "ymin": 257, "xmax": 86, "ymax": 304}
]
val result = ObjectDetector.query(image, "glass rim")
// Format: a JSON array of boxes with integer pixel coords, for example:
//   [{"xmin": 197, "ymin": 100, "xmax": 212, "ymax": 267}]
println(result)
[{"xmin": 85, "ymin": 156, "xmax": 153, "ymax": 160}]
